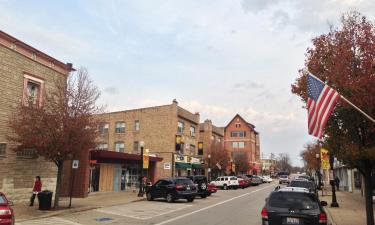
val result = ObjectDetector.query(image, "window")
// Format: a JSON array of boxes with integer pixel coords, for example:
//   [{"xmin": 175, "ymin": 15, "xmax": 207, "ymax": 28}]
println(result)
[
  {"xmin": 238, "ymin": 142, "xmax": 245, "ymax": 148},
  {"xmin": 134, "ymin": 120, "xmax": 140, "ymax": 131},
  {"xmin": 133, "ymin": 141, "xmax": 139, "ymax": 153},
  {"xmin": 178, "ymin": 121, "xmax": 184, "ymax": 134},
  {"xmin": 97, "ymin": 143, "xmax": 108, "ymax": 150},
  {"xmin": 190, "ymin": 126, "xmax": 196, "ymax": 137},
  {"xmin": 190, "ymin": 144, "xmax": 195, "ymax": 155},
  {"xmin": 99, "ymin": 122, "xmax": 109, "ymax": 134},
  {"xmin": 230, "ymin": 131, "xmax": 238, "ymax": 137},
  {"xmin": 0, "ymin": 143, "xmax": 6, "ymax": 156},
  {"xmin": 235, "ymin": 123, "xmax": 241, "ymax": 128},
  {"xmin": 115, "ymin": 142, "xmax": 125, "ymax": 152},
  {"xmin": 16, "ymin": 148, "xmax": 36, "ymax": 158},
  {"xmin": 232, "ymin": 142, "xmax": 239, "ymax": 148},
  {"xmin": 239, "ymin": 131, "xmax": 246, "ymax": 137},
  {"xmin": 115, "ymin": 122, "xmax": 125, "ymax": 133},
  {"xmin": 23, "ymin": 74, "xmax": 44, "ymax": 107},
  {"xmin": 268, "ymin": 192, "xmax": 318, "ymax": 210}
]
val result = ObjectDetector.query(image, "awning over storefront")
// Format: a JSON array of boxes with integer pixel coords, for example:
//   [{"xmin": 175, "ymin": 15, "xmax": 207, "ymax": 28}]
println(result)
[
  {"xmin": 90, "ymin": 150, "xmax": 163, "ymax": 164},
  {"xmin": 191, "ymin": 163, "xmax": 202, "ymax": 169},
  {"xmin": 175, "ymin": 162, "xmax": 192, "ymax": 169}
]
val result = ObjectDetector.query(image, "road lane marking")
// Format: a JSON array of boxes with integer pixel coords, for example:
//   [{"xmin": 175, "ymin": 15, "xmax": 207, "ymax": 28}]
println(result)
[{"xmin": 155, "ymin": 184, "xmax": 275, "ymax": 225}]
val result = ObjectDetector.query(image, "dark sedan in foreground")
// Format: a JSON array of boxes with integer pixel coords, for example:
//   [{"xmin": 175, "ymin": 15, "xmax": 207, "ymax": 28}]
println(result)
[{"xmin": 261, "ymin": 187, "xmax": 327, "ymax": 225}]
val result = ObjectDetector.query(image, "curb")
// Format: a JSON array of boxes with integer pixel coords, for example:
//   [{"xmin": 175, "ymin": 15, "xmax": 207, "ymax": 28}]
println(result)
[
  {"xmin": 324, "ymin": 206, "xmax": 337, "ymax": 225},
  {"xmin": 16, "ymin": 197, "xmax": 146, "ymax": 223}
]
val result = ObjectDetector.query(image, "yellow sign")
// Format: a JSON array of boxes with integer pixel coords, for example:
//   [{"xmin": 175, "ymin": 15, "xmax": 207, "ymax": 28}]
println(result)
[
  {"xmin": 143, "ymin": 154, "xmax": 149, "ymax": 169},
  {"xmin": 232, "ymin": 163, "xmax": 236, "ymax": 172},
  {"xmin": 176, "ymin": 135, "xmax": 181, "ymax": 144},
  {"xmin": 320, "ymin": 148, "xmax": 329, "ymax": 170},
  {"xmin": 198, "ymin": 142, "xmax": 203, "ymax": 150}
]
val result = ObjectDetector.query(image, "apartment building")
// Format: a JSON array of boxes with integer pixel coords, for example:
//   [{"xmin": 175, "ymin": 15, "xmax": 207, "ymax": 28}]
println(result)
[
  {"xmin": 224, "ymin": 114, "xmax": 261, "ymax": 175},
  {"xmin": 79, "ymin": 100, "xmax": 201, "ymax": 193},
  {"xmin": 0, "ymin": 30, "xmax": 74, "ymax": 202}
]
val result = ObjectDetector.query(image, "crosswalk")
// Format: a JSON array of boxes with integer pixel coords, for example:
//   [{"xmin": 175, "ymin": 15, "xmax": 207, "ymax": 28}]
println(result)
[{"xmin": 17, "ymin": 217, "xmax": 82, "ymax": 225}]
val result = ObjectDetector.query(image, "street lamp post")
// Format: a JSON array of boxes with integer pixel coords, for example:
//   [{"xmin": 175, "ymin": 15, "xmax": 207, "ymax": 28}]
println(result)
[
  {"xmin": 230, "ymin": 159, "xmax": 233, "ymax": 175},
  {"xmin": 138, "ymin": 141, "xmax": 144, "ymax": 197},
  {"xmin": 329, "ymin": 153, "xmax": 339, "ymax": 207},
  {"xmin": 208, "ymin": 154, "xmax": 211, "ymax": 182},
  {"xmin": 316, "ymin": 153, "xmax": 322, "ymax": 190}
]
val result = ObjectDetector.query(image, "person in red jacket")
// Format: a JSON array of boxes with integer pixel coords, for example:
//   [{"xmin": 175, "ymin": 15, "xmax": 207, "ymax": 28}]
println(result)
[{"xmin": 29, "ymin": 176, "xmax": 42, "ymax": 206}]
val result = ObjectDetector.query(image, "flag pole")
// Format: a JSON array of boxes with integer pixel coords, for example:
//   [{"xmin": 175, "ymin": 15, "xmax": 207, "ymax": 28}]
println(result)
[{"xmin": 306, "ymin": 70, "xmax": 375, "ymax": 123}]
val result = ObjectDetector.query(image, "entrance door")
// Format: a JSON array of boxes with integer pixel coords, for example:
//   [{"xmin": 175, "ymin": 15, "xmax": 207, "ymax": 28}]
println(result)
[
  {"xmin": 121, "ymin": 169, "xmax": 126, "ymax": 191},
  {"xmin": 113, "ymin": 165, "xmax": 121, "ymax": 192}
]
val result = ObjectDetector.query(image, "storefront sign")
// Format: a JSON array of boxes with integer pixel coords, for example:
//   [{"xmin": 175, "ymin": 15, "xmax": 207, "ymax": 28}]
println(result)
[
  {"xmin": 320, "ymin": 148, "xmax": 330, "ymax": 170},
  {"xmin": 72, "ymin": 160, "xmax": 79, "ymax": 169},
  {"xmin": 190, "ymin": 157, "xmax": 200, "ymax": 164},
  {"xmin": 164, "ymin": 162, "xmax": 171, "ymax": 170},
  {"xmin": 175, "ymin": 135, "xmax": 181, "ymax": 151},
  {"xmin": 175, "ymin": 154, "xmax": 187, "ymax": 162},
  {"xmin": 143, "ymin": 155, "xmax": 149, "ymax": 169}
]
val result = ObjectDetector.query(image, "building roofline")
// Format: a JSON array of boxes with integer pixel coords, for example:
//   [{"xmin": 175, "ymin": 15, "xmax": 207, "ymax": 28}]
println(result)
[
  {"xmin": 96, "ymin": 103, "xmax": 173, "ymax": 116},
  {"xmin": 225, "ymin": 114, "xmax": 256, "ymax": 130},
  {"xmin": 0, "ymin": 30, "xmax": 75, "ymax": 74}
]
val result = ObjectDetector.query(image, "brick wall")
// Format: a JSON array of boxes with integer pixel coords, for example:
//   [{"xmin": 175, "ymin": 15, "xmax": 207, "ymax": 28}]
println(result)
[{"xmin": 0, "ymin": 42, "xmax": 67, "ymax": 202}]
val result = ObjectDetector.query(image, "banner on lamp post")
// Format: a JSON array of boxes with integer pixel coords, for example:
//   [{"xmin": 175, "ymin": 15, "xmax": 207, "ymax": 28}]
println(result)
[
  {"xmin": 320, "ymin": 148, "xmax": 329, "ymax": 170},
  {"xmin": 143, "ymin": 154, "xmax": 149, "ymax": 169}
]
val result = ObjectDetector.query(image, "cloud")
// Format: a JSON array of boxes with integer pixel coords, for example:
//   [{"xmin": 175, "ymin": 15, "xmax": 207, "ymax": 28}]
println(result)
[
  {"xmin": 103, "ymin": 86, "xmax": 119, "ymax": 95},
  {"xmin": 241, "ymin": 0, "xmax": 279, "ymax": 13},
  {"xmin": 233, "ymin": 80, "xmax": 264, "ymax": 89}
]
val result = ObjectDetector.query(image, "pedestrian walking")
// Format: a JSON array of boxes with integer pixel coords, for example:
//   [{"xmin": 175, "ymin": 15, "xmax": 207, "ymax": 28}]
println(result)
[
  {"xmin": 29, "ymin": 176, "xmax": 42, "ymax": 206},
  {"xmin": 335, "ymin": 176, "xmax": 340, "ymax": 191}
]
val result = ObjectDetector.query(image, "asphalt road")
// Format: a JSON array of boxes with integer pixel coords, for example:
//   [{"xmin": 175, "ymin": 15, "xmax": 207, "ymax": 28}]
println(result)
[{"xmin": 17, "ymin": 182, "xmax": 277, "ymax": 225}]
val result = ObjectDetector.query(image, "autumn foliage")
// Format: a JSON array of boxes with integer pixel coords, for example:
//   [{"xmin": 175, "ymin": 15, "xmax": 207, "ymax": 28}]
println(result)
[{"xmin": 8, "ymin": 68, "xmax": 101, "ymax": 208}]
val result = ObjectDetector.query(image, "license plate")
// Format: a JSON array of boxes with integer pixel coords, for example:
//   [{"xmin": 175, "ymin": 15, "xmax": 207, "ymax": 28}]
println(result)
[
  {"xmin": 286, "ymin": 217, "xmax": 299, "ymax": 224},
  {"xmin": 186, "ymin": 186, "xmax": 190, "ymax": 190}
]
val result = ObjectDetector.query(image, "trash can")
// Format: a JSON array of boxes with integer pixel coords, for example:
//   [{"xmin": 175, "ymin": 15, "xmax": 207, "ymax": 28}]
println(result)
[{"xmin": 37, "ymin": 190, "xmax": 53, "ymax": 210}]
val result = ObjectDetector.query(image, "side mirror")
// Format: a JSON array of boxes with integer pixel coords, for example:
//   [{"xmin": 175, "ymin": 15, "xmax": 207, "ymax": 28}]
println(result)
[
  {"xmin": 320, "ymin": 201, "xmax": 328, "ymax": 206},
  {"xmin": 8, "ymin": 201, "xmax": 14, "ymax": 206}
]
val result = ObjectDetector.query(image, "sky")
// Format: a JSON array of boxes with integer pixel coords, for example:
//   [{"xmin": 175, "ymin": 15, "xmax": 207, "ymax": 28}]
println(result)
[{"xmin": 1, "ymin": 0, "xmax": 375, "ymax": 167}]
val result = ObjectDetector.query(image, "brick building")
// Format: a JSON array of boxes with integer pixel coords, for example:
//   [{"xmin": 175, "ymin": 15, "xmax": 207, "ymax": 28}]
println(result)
[
  {"xmin": 198, "ymin": 119, "xmax": 224, "ymax": 178},
  {"xmin": 0, "ymin": 30, "xmax": 73, "ymax": 202},
  {"xmin": 224, "ymin": 114, "xmax": 261, "ymax": 175},
  {"xmin": 73, "ymin": 100, "xmax": 202, "ymax": 194}
]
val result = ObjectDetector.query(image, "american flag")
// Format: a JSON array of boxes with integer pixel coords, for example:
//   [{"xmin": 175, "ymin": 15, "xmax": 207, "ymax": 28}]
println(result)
[{"xmin": 307, "ymin": 73, "xmax": 340, "ymax": 138}]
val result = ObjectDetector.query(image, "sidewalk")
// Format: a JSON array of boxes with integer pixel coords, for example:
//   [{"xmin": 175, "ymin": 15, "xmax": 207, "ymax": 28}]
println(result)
[
  {"xmin": 319, "ymin": 189, "xmax": 370, "ymax": 225},
  {"xmin": 14, "ymin": 190, "xmax": 145, "ymax": 222}
]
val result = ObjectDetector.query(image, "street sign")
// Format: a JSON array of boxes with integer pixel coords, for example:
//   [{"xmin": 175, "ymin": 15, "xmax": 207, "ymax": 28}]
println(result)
[
  {"xmin": 72, "ymin": 160, "xmax": 79, "ymax": 169},
  {"xmin": 216, "ymin": 162, "xmax": 222, "ymax": 170},
  {"xmin": 164, "ymin": 162, "xmax": 171, "ymax": 170}
]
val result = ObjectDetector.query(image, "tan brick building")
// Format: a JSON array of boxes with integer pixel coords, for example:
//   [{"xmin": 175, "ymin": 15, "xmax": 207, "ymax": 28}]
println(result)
[
  {"xmin": 84, "ymin": 100, "xmax": 201, "ymax": 193},
  {"xmin": 0, "ymin": 30, "xmax": 73, "ymax": 202},
  {"xmin": 224, "ymin": 114, "xmax": 261, "ymax": 175}
]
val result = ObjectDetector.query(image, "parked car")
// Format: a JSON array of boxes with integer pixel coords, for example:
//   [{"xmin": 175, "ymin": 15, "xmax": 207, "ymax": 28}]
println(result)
[
  {"xmin": 261, "ymin": 187, "xmax": 328, "ymax": 225},
  {"xmin": 262, "ymin": 176, "xmax": 273, "ymax": 183},
  {"xmin": 289, "ymin": 179, "xmax": 317, "ymax": 196},
  {"xmin": 210, "ymin": 176, "xmax": 239, "ymax": 190},
  {"xmin": 186, "ymin": 175, "xmax": 210, "ymax": 198},
  {"xmin": 237, "ymin": 175, "xmax": 251, "ymax": 187},
  {"xmin": 278, "ymin": 175, "xmax": 290, "ymax": 184},
  {"xmin": 0, "ymin": 192, "xmax": 14, "ymax": 225},
  {"xmin": 207, "ymin": 183, "xmax": 217, "ymax": 196},
  {"xmin": 146, "ymin": 177, "xmax": 197, "ymax": 203},
  {"xmin": 246, "ymin": 175, "xmax": 262, "ymax": 185}
]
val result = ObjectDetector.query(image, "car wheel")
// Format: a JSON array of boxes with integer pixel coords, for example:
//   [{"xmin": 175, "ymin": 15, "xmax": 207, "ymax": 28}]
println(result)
[
  {"xmin": 223, "ymin": 184, "xmax": 228, "ymax": 190},
  {"xmin": 166, "ymin": 193, "xmax": 174, "ymax": 203},
  {"xmin": 187, "ymin": 197, "xmax": 194, "ymax": 202},
  {"xmin": 146, "ymin": 192, "xmax": 153, "ymax": 201}
]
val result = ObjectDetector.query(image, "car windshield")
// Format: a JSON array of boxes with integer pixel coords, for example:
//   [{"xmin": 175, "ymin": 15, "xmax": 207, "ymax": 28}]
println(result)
[
  {"xmin": 280, "ymin": 175, "xmax": 288, "ymax": 178},
  {"xmin": 290, "ymin": 181, "xmax": 315, "ymax": 189},
  {"xmin": 0, "ymin": 196, "xmax": 7, "ymax": 204},
  {"xmin": 175, "ymin": 179, "xmax": 194, "ymax": 185},
  {"xmin": 268, "ymin": 192, "xmax": 318, "ymax": 210}
]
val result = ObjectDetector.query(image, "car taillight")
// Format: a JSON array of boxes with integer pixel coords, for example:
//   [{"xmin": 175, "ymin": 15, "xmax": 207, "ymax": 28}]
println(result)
[
  {"xmin": 261, "ymin": 207, "xmax": 268, "ymax": 219},
  {"xmin": 319, "ymin": 212, "xmax": 327, "ymax": 223},
  {"xmin": 176, "ymin": 184, "xmax": 184, "ymax": 190},
  {"xmin": 0, "ymin": 209, "xmax": 12, "ymax": 219}
]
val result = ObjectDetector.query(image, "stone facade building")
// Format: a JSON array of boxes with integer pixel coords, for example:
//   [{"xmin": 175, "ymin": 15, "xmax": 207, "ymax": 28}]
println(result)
[
  {"xmin": 224, "ymin": 114, "xmax": 261, "ymax": 175},
  {"xmin": 77, "ymin": 100, "xmax": 201, "ymax": 194},
  {"xmin": 0, "ymin": 30, "xmax": 73, "ymax": 202}
]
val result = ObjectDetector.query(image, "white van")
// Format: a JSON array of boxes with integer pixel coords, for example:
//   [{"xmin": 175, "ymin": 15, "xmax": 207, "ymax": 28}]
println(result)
[{"xmin": 210, "ymin": 176, "xmax": 239, "ymax": 190}]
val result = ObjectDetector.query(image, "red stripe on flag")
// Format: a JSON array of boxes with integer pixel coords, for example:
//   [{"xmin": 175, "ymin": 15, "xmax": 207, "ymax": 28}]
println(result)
[
  {"xmin": 313, "ymin": 89, "xmax": 336, "ymax": 136},
  {"xmin": 317, "ymin": 92, "xmax": 340, "ymax": 138}
]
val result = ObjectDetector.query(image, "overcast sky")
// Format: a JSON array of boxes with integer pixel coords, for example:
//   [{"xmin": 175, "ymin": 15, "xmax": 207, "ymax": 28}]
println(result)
[{"xmin": 1, "ymin": 0, "xmax": 375, "ymax": 166}]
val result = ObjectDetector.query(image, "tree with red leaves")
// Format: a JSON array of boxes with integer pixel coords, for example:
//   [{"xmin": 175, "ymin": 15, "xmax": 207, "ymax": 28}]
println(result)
[
  {"xmin": 292, "ymin": 11, "xmax": 375, "ymax": 225},
  {"xmin": 204, "ymin": 142, "xmax": 229, "ymax": 178},
  {"xmin": 8, "ymin": 68, "xmax": 101, "ymax": 208},
  {"xmin": 300, "ymin": 141, "xmax": 321, "ymax": 175}
]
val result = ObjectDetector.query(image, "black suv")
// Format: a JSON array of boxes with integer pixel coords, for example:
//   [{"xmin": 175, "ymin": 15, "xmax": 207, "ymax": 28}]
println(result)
[
  {"xmin": 261, "ymin": 187, "xmax": 328, "ymax": 225},
  {"xmin": 146, "ymin": 177, "xmax": 197, "ymax": 203},
  {"xmin": 186, "ymin": 175, "xmax": 209, "ymax": 198},
  {"xmin": 289, "ymin": 179, "xmax": 318, "ymax": 196}
]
